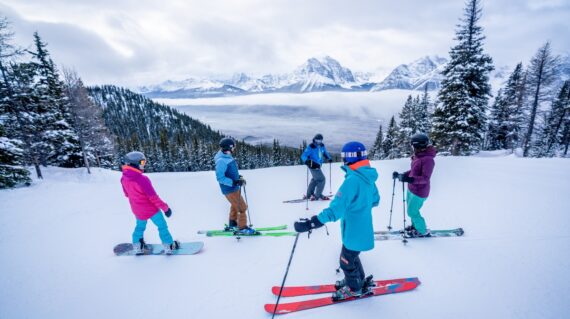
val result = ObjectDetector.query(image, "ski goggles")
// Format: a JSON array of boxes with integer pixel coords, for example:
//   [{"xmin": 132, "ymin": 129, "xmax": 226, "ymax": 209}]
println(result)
[
  {"xmin": 314, "ymin": 139, "xmax": 323, "ymax": 144},
  {"xmin": 140, "ymin": 159, "xmax": 147, "ymax": 166}
]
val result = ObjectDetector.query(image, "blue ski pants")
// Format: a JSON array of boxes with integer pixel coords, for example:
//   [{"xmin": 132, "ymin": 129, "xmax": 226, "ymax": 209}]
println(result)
[
  {"xmin": 407, "ymin": 190, "xmax": 428, "ymax": 234},
  {"xmin": 132, "ymin": 211, "xmax": 173, "ymax": 244}
]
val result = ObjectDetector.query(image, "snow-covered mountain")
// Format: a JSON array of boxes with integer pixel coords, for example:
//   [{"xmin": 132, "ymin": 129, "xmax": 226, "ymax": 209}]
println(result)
[
  {"xmin": 370, "ymin": 55, "xmax": 448, "ymax": 91},
  {"xmin": 138, "ymin": 55, "xmax": 449, "ymax": 98}
]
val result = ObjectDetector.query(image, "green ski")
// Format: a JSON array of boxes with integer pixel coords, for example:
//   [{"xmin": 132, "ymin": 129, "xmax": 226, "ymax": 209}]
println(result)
[
  {"xmin": 197, "ymin": 224, "xmax": 288, "ymax": 235},
  {"xmin": 206, "ymin": 231, "xmax": 297, "ymax": 237}
]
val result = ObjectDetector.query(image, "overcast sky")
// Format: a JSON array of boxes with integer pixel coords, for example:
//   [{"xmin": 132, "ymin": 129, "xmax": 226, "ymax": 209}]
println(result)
[{"xmin": 1, "ymin": 0, "xmax": 569, "ymax": 87}]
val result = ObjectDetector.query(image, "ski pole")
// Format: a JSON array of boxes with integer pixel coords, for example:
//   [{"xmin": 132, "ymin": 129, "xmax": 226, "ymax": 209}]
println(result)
[
  {"xmin": 242, "ymin": 185, "xmax": 253, "ymax": 227},
  {"xmin": 272, "ymin": 232, "xmax": 300, "ymax": 318},
  {"xmin": 329, "ymin": 161, "xmax": 333, "ymax": 196},
  {"xmin": 402, "ymin": 181, "xmax": 408, "ymax": 244},
  {"xmin": 387, "ymin": 178, "xmax": 396, "ymax": 230},
  {"xmin": 305, "ymin": 167, "xmax": 309, "ymax": 211}
]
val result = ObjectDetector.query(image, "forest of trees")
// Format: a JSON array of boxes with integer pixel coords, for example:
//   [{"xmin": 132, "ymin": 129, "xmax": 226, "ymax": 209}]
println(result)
[
  {"xmin": 369, "ymin": 0, "xmax": 570, "ymax": 160},
  {"xmin": 0, "ymin": 18, "xmax": 301, "ymax": 188}
]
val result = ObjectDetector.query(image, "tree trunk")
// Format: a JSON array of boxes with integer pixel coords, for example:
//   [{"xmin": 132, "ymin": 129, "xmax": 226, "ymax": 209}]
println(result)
[
  {"xmin": 523, "ymin": 61, "xmax": 544, "ymax": 157},
  {"xmin": 33, "ymin": 157, "xmax": 43, "ymax": 179}
]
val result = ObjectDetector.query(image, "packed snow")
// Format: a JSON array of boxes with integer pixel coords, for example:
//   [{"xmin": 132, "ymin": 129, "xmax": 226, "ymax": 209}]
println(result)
[{"xmin": 1, "ymin": 155, "xmax": 569, "ymax": 319}]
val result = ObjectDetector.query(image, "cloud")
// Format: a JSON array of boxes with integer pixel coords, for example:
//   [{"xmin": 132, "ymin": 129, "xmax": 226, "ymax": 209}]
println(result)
[{"xmin": 1, "ymin": 0, "xmax": 568, "ymax": 87}]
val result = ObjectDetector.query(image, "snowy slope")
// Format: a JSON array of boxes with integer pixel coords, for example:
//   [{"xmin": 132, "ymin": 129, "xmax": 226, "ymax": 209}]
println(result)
[
  {"xmin": 371, "ymin": 55, "xmax": 447, "ymax": 91},
  {"xmin": 1, "ymin": 156, "xmax": 570, "ymax": 319}
]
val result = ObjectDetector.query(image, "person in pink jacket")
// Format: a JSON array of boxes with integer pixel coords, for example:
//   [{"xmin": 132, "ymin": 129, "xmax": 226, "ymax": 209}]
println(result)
[{"xmin": 120, "ymin": 151, "xmax": 178, "ymax": 254}]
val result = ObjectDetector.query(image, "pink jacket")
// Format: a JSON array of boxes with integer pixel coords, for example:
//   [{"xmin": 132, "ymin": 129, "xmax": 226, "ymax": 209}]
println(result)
[{"xmin": 120, "ymin": 166, "xmax": 169, "ymax": 220}]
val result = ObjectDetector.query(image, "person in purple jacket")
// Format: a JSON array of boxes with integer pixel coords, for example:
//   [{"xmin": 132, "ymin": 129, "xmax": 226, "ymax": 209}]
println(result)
[{"xmin": 393, "ymin": 133, "xmax": 436, "ymax": 237}]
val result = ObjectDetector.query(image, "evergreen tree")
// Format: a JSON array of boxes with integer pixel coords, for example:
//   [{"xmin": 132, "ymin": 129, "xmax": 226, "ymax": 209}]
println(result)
[
  {"xmin": 29, "ymin": 32, "xmax": 83, "ymax": 167},
  {"xmin": 0, "ymin": 17, "xmax": 31, "ymax": 187},
  {"xmin": 370, "ymin": 123, "xmax": 384, "ymax": 160},
  {"xmin": 416, "ymin": 85, "xmax": 432, "ymax": 134},
  {"xmin": 431, "ymin": 0, "xmax": 494, "ymax": 155},
  {"xmin": 382, "ymin": 116, "xmax": 400, "ymax": 159},
  {"xmin": 522, "ymin": 42, "xmax": 560, "ymax": 157},
  {"xmin": 487, "ymin": 63, "xmax": 526, "ymax": 151},
  {"xmin": 398, "ymin": 95, "xmax": 416, "ymax": 157},
  {"xmin": 537, "ymin": 81, "xmax": 570, "ymax": 156}
]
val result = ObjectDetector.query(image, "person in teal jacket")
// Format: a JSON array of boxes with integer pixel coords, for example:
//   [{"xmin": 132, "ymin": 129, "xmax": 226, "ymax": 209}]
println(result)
[{"xmin": 295, "ymin": 141, "xmax": 380, "ymax": 300}]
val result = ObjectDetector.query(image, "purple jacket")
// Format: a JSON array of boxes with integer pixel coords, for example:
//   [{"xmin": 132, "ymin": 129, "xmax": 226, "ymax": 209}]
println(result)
[{"xmin": 406, "ymin": 146, "xmax": 436, "ymax": 198}]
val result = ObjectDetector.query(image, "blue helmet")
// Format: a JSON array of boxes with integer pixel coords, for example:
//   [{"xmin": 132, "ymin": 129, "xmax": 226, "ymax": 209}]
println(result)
[{"xmin": 341, "ymin": 141, "xmax": 367, "ymax": 164}]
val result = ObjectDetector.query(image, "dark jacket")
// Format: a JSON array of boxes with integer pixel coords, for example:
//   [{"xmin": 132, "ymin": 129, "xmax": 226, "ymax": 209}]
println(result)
[{"xmin": 406, "ymin": 146, "xmax": 436, "ymax": 198}]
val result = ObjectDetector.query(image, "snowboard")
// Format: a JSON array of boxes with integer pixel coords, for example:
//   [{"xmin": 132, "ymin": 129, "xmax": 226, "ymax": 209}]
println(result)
[
  {"xmin": 374, "ymin": 228, "xmax": 464, "ymax": 241},
  {"xmin": 272, "ymin": 277, "xmax": 420, "ymax": 297},
  {"xmin": 113, "ymin": 241, "xmax": 204, "ymax": 256},
  {"xmin": 197, "ymin": 224, "xmax": 287, "ymax": 234},
  {"xmin": 265, "ymin": 280, "xmax": 420, "ymax": 315}
]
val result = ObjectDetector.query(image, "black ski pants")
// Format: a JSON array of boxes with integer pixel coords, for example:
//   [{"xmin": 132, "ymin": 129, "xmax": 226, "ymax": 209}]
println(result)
[{"xmin": 339, "ymin": 245, "xmax": 365, "ymax": 291}]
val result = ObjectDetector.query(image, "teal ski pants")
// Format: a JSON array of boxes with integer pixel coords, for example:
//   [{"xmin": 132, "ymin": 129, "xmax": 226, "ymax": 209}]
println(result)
[
  {"xmin": 406, "ymin": 190, "xmax": 428, "ymax": 234},
  {"xmin": 132, "ymin": 211, "xmax": 173, "ymax": 244}
]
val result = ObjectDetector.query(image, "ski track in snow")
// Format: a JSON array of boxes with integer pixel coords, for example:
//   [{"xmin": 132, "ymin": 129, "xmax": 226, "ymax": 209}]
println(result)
[{"xmin": 0, "ymin": 156, "xmax": 569, "ymax": 318}]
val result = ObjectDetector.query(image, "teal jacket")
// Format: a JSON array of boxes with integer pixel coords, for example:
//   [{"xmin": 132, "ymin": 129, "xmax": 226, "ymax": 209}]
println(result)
[{"xmin": 317, "ymin": 163, "xmax": 380, "ymax": 252}]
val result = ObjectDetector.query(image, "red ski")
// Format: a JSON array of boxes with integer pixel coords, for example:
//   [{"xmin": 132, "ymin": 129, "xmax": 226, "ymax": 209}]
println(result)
[
  {"xmin": 271, "ymin": 277, "xmax": 420, "ymax": 297},
  {"xmin": 265, "ymin": 281, "xmax": 420, "ymax": 315}
]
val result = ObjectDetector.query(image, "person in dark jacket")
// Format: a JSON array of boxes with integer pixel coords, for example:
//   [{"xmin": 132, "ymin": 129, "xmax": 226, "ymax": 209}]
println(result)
[
  {"xmin": 393, "ymin": 133, "xmax": 436, "ymax": 237},
  {"xmin": 301, "ymin": 133, "xmax": 333, "ymax": 200}
]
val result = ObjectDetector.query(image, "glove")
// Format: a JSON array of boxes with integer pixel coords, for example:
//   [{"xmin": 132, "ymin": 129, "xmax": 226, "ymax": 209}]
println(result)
[
  {"xmin": 233, "ymin": 179, "xmax": 245, "ymax": 187},
  {"xmin": 305, "ymin": 160, "xmax": 321, "ymax": 169},
  {"xmin": 327, "ymin": 158, "xmax": 333, "ymax": 163},
  {"xmin": 164, "ymin": 208, "xmax": 172, "ymax": 218},
  {"xmin": 392, "ymin": 171, "xmax": 400, "ymax": 180},
  {"xmin": 294, "ymin": 216, "xmax": 324, "ymax": 233},
  {"xmin": 401, "ymin": 174, "xmax": 414, "ymax": 183},
  {"xmin": 239, "ymin": 175, "xmax": 246, "ymax": 185}
]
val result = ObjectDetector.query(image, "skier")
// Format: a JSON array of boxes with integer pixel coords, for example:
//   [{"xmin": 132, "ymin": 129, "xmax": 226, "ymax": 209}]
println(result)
[
  {"xmin": 392, "ymin": 133, "xmax": 436, "ymax": 237},
  {"xmin": 120, "ymin": 151, "xmax": 179, "ymax": 255},
  {"xmin": 214, "ymin": 137, "xmax": 256, "ymax": 235},
  {"xmin": 294, "ymin": 141, "xmax": 380, "ymax": 300},
  {"xmin": 301, "ymin": 133, "xmax": 333, "ymax": 201}
]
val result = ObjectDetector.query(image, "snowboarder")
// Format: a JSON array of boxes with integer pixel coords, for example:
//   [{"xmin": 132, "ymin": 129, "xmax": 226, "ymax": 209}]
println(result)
[
  {"xmin": 301, "ymin": 133, "xmax": 333, "ymax": 200},
  {"xmin": 214, "ymin": 137, "xmax": 256, "ymax": 235},
  {"xmin": 120, "ymin": 151, "xmax": 179, "ymax": 255},
  {"xmin": 294, "ymin": 141, "xmax": 380, "ymax": 300},
  {"xmin": 392, "ymin": 133, "xmax": 436, "ymax": 237}
]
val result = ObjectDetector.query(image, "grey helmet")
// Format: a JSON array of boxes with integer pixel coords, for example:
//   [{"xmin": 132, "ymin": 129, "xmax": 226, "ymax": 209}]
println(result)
[
  {"xmin": 410, "ymin": 133, "xmax": 430, "ymax": 149},
  {"xmin": 124, "ymin": 151, "xmax": 146, "ymax": 166}
]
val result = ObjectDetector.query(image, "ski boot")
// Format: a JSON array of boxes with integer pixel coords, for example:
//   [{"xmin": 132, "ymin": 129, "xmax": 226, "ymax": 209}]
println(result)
[
  {"xmin": 163, "ymin": 240, "xmax": 180, "ymax": 255},
  {"xmin": 335, "ymin": 275, "xmax": 375, "ymax": 290},
  {"xmin": 234, "ymin": 226, "xmax": 260, "ymax": 236},
  {"xmin": 224, "ymin": 220, "xmax": 238, "ymax": 232},
  {"xmin": 132, "ymin": 238, "xmax": 147, "ymax": 255},
  {"xmin": 405, "ymin": 226, "xmax": 431, "ymax": 238},
  {"xmin": 332, "ymin": 286, "xmax": 366, "ymax": 301},
  {"xmin": 318, "ymin": 195, "xmax": 331, "ymax": 201}
]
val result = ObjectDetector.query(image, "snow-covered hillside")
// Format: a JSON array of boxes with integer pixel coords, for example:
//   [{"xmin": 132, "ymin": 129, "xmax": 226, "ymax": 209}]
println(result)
[{"xmin": 1, "ymin": 155, "xmax": 569, "ymax": 319}]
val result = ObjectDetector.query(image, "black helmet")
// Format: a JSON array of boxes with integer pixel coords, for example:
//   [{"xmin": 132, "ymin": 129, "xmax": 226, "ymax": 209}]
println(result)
[
  {"xmin": 410, "ymin": 133, "xmax": 429, "ymax": 149},
  {"xmin": 219, "ymin": 137, "xmax": 236, "ymax": 152},
  {"xmin": 123, "ymin": 151, "xmax": 146, "ymax": 166},
  {"xmin": 313, "ymin": 133, "xmax": 323, "ymax": 144}
]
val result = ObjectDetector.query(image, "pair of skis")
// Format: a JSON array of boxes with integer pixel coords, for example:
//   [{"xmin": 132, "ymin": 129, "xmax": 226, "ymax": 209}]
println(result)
[
  {"xmin": 374, "ymin": 228, "xmax": 464, "ymax": 241},
  {"xmin": 197, "ymin": 224, "xmax": 297, "ymax": 237},
  {"xmin": 265, "ymin": 277, "xmax": 420, "ymax": 314}
]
